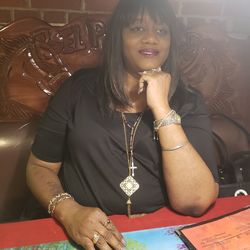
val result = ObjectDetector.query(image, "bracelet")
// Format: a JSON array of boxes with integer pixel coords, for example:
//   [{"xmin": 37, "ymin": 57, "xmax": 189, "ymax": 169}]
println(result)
[
  {"xmin": 48, "ymin": 192, "xmax": 74, "ymax": 216},
  {"xmin": 161, "ymin": 141, "xmax": 188, "ymax": 151},
  {"xmin": 154, "ymin": 110, "xmax": 174, "ymax": 130},
  {"xmin": 154, "ymin": 110, "xmax": 181, "ymax": 131}
]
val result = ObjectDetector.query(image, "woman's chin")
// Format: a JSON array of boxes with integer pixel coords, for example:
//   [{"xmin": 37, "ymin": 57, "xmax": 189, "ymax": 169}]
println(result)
[{"xmin": 138, "ymin": 65, "xmax": 161, "ymax": 72}]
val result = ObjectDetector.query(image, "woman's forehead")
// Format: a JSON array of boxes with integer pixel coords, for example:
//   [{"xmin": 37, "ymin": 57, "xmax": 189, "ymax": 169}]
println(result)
[{"xmin": 126, "ymin": 9, "xmax": 169, "ymax": 25}]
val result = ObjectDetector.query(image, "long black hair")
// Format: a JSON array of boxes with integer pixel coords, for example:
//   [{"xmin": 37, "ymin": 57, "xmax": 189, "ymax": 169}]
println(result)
[{"xmin": 97, "ymin": 0, "xmax": 182, "ymax": 113}]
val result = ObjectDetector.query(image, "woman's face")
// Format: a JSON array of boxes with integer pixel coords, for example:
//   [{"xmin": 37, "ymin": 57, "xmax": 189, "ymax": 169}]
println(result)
[{"xmin": 122, "ymin": 11, "xmax": 171, "ymax": 75}]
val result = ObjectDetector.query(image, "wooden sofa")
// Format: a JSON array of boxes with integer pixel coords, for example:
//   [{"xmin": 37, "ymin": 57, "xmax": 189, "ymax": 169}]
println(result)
[{"xmin": 0, "ymin": 17, "xmax": 249, "ymax": 222}]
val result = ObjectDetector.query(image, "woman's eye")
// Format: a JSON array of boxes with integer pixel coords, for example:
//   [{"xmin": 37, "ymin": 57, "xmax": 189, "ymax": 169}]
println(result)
[
  {"xmin": 156, "ymin": 28, "xmax": 169, "ymax": 36},
  {"xmin": 130, "ymin": 26, "xmax": 144, "ymax": 32}
]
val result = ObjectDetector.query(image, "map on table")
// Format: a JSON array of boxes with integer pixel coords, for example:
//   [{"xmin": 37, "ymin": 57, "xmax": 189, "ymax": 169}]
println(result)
[{"xmin": 8, "ymin": 226, "xmax": 188, "ymax": 250}]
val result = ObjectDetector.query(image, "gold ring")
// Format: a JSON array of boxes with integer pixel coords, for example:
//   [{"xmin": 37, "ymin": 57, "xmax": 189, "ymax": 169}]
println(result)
[
  {"xmin": 92, "ymin": 232, "xmax": 100, "ymax": 244},
  {"xmin": 104, "ymin": 219, "xmax": 111, "ymax": 228}
]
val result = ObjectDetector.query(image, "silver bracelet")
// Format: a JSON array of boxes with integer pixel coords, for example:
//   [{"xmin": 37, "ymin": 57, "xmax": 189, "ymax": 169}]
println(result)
[
  {"xmin": 161, "ymin": 141, "xmax": 188, "ymax": 151},
  {"xmin": 154, "ymin": 110, "xmax": 181, "ymax": 131}
]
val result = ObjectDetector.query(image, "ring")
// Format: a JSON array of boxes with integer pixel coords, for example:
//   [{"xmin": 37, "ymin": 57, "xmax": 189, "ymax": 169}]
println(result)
[
  {"xmin": 151, "ymin": 67, "xmax": 162, "ymax": 72},
  {"xmin": 92, "ymin": 232, "xmax": 100, "ymax": 244},
  {"xmin": 104, "ymin": 219, "xmax": 111, "ymax": 228},
  {"xmin": 139, "ymin": 67, "xmax": 162, "ymax": 75}
]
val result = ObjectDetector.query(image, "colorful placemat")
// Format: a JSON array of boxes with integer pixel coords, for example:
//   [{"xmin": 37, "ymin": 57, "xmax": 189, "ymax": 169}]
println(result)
[{"xmin": 6, "ymin": 225, "xmax": 187, "ymax": 250}]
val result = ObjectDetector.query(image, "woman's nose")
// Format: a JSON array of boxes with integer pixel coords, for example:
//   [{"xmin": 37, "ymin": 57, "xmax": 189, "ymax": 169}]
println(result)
[{"xmin": 142, "ymin": 30, "xmax": 158, "ymax": 44}]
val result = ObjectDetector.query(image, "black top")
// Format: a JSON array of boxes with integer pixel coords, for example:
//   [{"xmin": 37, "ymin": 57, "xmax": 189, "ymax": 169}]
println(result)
[{"xmin": 32, "ymin": 68, "xmax": 218, "ymax": 215}]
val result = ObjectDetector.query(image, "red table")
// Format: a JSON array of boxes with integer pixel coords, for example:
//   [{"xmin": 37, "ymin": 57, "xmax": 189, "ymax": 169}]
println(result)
[{"xmin": 1, "ymin": 195, "xmax": 250, "ymax": 248}]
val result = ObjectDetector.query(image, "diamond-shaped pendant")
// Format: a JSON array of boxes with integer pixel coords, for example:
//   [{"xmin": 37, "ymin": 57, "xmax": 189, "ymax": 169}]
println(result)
[{"xmin": 120, "ymin": 176, "xmax": 140, "ymax": 197}]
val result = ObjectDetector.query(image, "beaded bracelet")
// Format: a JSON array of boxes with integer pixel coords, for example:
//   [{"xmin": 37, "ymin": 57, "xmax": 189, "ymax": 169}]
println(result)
[{"xmin": 48, "ymin": 192, "xmax": 73, "ymax": 216}]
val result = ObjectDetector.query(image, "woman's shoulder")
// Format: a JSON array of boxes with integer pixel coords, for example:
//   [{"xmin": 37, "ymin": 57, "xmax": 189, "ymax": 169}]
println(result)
[
  {"xmin": 68, "ymin": 67, "xmax": 100, "ymax": 92},
  {"xmin": 71, "ymin": 67, "xmax": 99, "ymax": 80},
  {"xmin": 49, "ymin": 67, "xmax": 100, "ymax": 109},
  {"xmin": 171, "ymin": 82, "xmax": 208, "ymax": 117}
]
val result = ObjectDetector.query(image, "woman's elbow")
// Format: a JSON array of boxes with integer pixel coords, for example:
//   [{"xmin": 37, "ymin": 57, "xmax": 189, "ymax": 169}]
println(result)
[
  {"xmin": 170, "ymin": 183, "xmax": 219, "ymax": 217},
  {"xmin": 173, "ymin": 203, "xmax": 212, "ymax": 217}
]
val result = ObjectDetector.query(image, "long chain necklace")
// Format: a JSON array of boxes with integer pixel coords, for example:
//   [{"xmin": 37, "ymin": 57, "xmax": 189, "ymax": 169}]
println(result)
[{"xmin": 120, "ymin": 112, "xmax": 144, "ymax": 217}]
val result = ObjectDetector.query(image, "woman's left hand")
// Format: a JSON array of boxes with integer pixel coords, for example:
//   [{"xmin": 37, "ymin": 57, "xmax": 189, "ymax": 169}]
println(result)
[{"xmin": 138, "ymin": 70, "xmax": 171, "ymax": 112}]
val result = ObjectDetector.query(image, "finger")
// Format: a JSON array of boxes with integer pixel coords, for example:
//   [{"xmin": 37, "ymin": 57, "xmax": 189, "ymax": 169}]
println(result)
[
  {"xmin": 103, "ymin": 218, "xmax": 112, "ymax": 229},
  {"xmin": 102, "ymin": 219, "xmax": 124, "ymax": 242},
  {"xmin": 98, "ymin": 213, "xmax": 126, "ymax": 249},
  {"xmin": 79, "ymin": 237, "xmax": 96, "ymax": 250},
  {"xmin": 109, "ymin": 223, "xmax": 126, "ymax": 247},
  {"xmin": 98, "ymin": 224, "xmax": 125, "ymax": 250},
  {"xmin": 95, "ymin": 235, "xmax": 113, "ymax": 250},
  {"xmin": 138, "ymin": 78, "xmax": 148, "ymax": 94}
]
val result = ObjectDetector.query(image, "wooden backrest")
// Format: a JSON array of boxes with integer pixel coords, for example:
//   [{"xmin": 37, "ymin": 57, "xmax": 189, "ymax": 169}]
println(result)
[
  {"xmin": 179, "ymin": 25, "xmax": 250, "ymax": 154},
  {"xmin": 180, "ymin": 25, "xmax": 250, "ymax": 131},
  {"xmin": 0, "ymin": 16, "xmax": 107, "ymax": 122}
]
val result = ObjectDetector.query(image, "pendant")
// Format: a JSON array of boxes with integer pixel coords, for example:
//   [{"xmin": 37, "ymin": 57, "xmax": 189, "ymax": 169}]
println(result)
[
  {"xmin": 120, "ymin": 176, "xmax": 140, "ymax": 197},
  {"xmin": 130, "ymin": 160, "xmax": 137, "ymax": 177}
]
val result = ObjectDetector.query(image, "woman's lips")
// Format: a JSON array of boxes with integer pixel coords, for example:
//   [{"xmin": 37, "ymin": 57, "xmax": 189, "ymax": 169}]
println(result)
[{"xmin": 138, "ymin": 48, "xmax": 159, "ymax": 56}]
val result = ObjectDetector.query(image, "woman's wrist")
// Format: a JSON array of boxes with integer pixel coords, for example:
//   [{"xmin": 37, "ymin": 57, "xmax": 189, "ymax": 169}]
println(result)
[
  {"xmin": 154, "ymin": 110, "xmax": 181, "ymax": 132},
  {"xmin": 52, "ymin": 197, "xmax": 79, "ymax": 222},
  {"xmin": 48, "ymin": 192, "xmax": 73, "ymax": 216},
  {"xmin": 151, "ymin": 105, "xmax": 171, "ymax": 120}
]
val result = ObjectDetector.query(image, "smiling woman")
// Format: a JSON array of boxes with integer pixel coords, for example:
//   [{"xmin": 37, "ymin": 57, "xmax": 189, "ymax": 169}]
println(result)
[
  {"xmin": 122, "ymin": 13, "xmax": 171, "ymax": 77},
  {"xmin": 24, "ymin": 0, "xmax": 219, "ymax": 249}
]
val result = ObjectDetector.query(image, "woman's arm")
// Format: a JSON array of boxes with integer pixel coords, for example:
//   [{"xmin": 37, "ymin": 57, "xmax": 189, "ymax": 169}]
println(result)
[
  {"xmin": 26, "ymin": 153, "xmax": 64, "ymax": 207},
  {"xmin": 26, "ymin": 153, "xmax": 125, "ymax": 250},
  {"xmin": 139, "ymin": 71, "xmax": 218, "ymax": 216},
  {"xmin": 155, "ymin": 111, "xmax": 219, "ymax": 216}
]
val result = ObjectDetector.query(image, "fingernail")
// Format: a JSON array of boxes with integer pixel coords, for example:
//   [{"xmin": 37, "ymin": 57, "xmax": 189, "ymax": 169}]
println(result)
[
  {"xmin": 122, "ymin": 238, "xmax": 126, "ymax": 246},
  {"xmin": 138, "ymin": 88, "xmax": 143, "ymax": 94}
]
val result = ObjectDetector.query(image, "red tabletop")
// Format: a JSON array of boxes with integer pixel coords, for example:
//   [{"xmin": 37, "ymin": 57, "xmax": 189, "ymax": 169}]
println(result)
[{"xmin": 1, "ymin": 195, "xmax": 250, "ymax": 248}]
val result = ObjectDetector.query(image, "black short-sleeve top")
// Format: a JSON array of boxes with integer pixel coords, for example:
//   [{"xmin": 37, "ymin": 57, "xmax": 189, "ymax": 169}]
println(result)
[{"xmin": 32, "ymin": 68, "xmax": 218, "ymax": 215}]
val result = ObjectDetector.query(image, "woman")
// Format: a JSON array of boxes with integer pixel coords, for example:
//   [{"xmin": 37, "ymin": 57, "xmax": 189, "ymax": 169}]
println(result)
[{"xmin": 26, "ymin": 0, "xmax": 219, "ymax": 249}]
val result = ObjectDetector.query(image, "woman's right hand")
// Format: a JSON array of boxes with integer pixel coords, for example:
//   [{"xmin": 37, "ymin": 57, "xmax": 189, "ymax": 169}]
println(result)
[{"xmin": 55, "ymin": 199, "xmax": 125, "ymax": 250}]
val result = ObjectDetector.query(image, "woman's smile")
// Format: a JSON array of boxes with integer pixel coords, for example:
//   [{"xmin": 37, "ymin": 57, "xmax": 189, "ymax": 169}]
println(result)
[{"xmin": 138, "ymin": 48, "xmax": 160, "ymax": 57}]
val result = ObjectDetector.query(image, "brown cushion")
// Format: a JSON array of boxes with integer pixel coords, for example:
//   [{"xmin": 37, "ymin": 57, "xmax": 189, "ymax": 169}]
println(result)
[{"xmin": 0, "ymin": 118, "xmax": 39, "ymax": 222}]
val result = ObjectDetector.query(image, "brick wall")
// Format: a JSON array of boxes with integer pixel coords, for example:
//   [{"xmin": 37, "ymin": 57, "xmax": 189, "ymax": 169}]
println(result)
[
  {"xmin": 174, "ymin": 0, "xmax": 250, "ymax": 39},
  {"xmin": 0, "ymin": 0, "xmax": 249, "ymax": 38}
]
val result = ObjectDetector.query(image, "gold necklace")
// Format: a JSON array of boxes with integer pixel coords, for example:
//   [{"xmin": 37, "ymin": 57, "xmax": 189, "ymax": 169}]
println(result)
[{"xmin": 120, "ymin": 112, "xmax": 144, "ymax": 217}]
